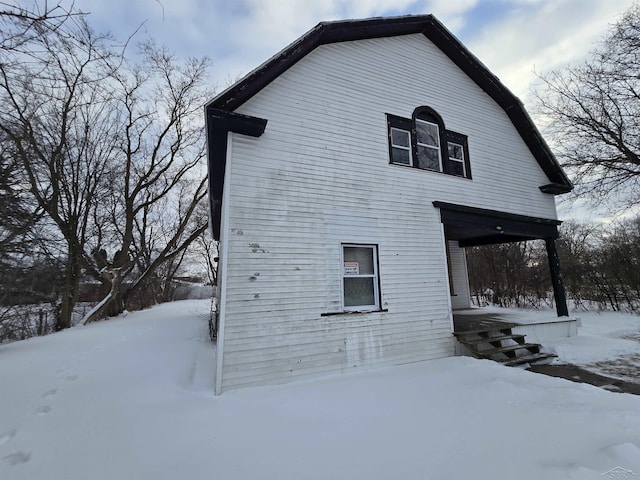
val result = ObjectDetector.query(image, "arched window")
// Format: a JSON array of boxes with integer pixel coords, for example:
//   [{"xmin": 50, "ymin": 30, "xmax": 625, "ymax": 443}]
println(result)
[
  {"xmin": 386, "ymin": 106, "xmax": 471, "ymax": 179},
  {"xmin": 413, "ymin": 107, "xmax": 446, "ymax": 172}
]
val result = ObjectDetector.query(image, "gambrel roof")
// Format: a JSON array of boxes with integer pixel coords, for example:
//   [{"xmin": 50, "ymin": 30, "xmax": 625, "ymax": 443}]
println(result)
[{"xmin": 206, "ymin": 14, "xmax": 572, "ymax": 239}]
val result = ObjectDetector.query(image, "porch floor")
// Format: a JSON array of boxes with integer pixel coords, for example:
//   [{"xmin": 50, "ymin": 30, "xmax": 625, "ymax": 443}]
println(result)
[
  {"xmin": 452, "ymin": 307, "xmax": 576, "ymax": 333},
  {"xmin": 452, "ymin": 311, "xmax": 516, "ymax": 333}
]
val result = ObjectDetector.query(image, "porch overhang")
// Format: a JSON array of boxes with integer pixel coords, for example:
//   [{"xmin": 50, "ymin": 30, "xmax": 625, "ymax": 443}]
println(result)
[
  {"xmin": 434, "ymin": 201, "xmax": 569, "ymax": 317},
  {"xmin": 433, "ymin": 201, "xmax": 561, "ymax": 247}
]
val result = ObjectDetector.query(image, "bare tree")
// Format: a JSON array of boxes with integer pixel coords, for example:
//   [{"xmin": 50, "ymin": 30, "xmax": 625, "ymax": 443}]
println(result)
[
  {"xmin": 1, "ymin": 4, "xmax": 211, "ymax": 331},
  {"xmin": 553, "ymin": 221, "xmax": 599, "ymax": 309},
  {"xmin": 195, "ymin": 230, "xmax": 218, "ymax": 287},
  {"xmin": 0, "ymin": 2, "xmax": 78, "ymax": 322},
  {"xmin": 467, "ymin": 241, "xmax": 551, "ymax": 309},
  {"xmin": 592, "ymin": 217, "xmax": 640, "ymax": 311},
  {"xmin": 535, "ymin": 3, "xmax": 640, "ymax": 209},
  {"xmin": 79, "ymin": 42, "xmax": 211, "ymax": 324},
  {"xmin": 468, "ymin": 218, "xmax": 640, "ymax": 313},
  {"xmin": 0, "ymin": 1, "xmax": 81, "ymax": 53},
  {"xmin": 0, "ymin": 13, "xmax": 122, "ymax": 330},
  {"xmin": 0, "ymin": 134, "xmax": 41, "ymax": 266}
]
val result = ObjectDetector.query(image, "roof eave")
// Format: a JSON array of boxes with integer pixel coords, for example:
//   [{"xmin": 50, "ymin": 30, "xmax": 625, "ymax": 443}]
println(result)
[
  {"xmin": 205, "ymin": 13, "xmax": 572, "ymax": 190},
  {"xmin": 206, "ymin": 15, "xmax": 436, "ymax": 112},
  {"xmin": 539, "ymin": 183, "xmax": 574, "ymax": 195}
]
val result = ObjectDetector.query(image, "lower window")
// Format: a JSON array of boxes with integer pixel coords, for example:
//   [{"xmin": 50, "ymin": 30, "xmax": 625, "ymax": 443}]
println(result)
[{"xmin": 342, "ymin": 244, "xmax": 380, "ymax": 311}]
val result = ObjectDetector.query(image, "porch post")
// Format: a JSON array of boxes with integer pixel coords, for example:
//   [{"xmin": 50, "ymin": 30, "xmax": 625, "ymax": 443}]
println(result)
[{"xmin": 545, "ymin": 237, "xmax": 569, "ymax": 317}]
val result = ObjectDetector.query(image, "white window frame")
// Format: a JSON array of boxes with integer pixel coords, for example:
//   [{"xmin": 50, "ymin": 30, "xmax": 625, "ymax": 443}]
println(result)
[
  {"xmin": 387, "ymin": 110, "xmax": 472, "ymax": 179},
  {"xmin": 390, "ymin": 127, "xmax": 412, "ymax": 166},
  {"xmin": 415, "ymin": 118, "xmax": 443, "ymax": 171},
  {"xmin": 447, "ymin": 141, "xmax": 466, "ymax": 177},
  {"xmin": 341, "ymin": 244, "xmax": 380, "ymax": 311}
]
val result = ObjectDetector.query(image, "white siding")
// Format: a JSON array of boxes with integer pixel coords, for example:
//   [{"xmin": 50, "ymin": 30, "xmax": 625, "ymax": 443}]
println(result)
[
  {"xmin": 449, "ymin": 241, "xmax": 471, "ymax": 310},
  {"xmin": 218, "ymin": 34, "xmax": 559, "ymax": 391}
]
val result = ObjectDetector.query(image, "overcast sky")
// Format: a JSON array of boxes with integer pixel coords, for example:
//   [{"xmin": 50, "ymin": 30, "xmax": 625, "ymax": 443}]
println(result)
[
  {"xmin": 71, "ymin": 0, "xmax": 635, "ymax": 220},
  {"xmin": 73, "ymin": 0, "xmax": 635, "ymax": 103}
]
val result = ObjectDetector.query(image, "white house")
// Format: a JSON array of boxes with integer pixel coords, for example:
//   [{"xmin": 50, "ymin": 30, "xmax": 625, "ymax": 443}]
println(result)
[{"xmin": 205, "ymin": 15, "xmax": 572, "ymax": 394}]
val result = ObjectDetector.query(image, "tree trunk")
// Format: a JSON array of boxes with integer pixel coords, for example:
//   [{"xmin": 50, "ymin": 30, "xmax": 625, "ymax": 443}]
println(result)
[
  {"xmin": 57, "ymin": 244, "xmax": 81, "ymax": 330},
  {"xmin": 80, "ymin": 269, "xmax": 123, "ymax": 325}
]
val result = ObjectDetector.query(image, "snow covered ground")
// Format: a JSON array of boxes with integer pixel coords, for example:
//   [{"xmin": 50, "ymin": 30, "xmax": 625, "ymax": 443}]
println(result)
[
  {"xmin": 1, "ymin": 300, "xmax": 639, "ymax": 480},
  {"xmin": 546, "ymin": 310, "xmax": 640, "ymax": 383}
]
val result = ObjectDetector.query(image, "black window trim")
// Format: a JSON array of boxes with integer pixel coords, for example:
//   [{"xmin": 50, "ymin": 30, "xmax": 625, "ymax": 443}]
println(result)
[
  {"xmin": 386, "ymin": 108, "xmax": 472, "ymax": 180},
  {"xmin": 445, "ymin": 129, "xmax": 472, "ymax": 179},
  {"xmin": 412, "ymin": 106, "xmax": 447, "ymax": 172},
  {"xmin": 387, "ymin": 114, "xmax": 413, "ymax": 166}
]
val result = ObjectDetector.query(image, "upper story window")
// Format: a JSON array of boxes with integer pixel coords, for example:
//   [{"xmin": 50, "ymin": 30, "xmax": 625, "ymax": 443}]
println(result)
[
  {"xmin": 415, "ymin": 117, "xmax": 442, "ymax": 171},
  {"xmin": 389, "ymin": 116, "xmax": 412, "ymax": 166},
  {"xmin": 446, "ymin": 131, "xmax": 468, "ymax": 178},
  {"xmin": 387, "ymin": 107, "xmax": 472, "ymax": 179}
]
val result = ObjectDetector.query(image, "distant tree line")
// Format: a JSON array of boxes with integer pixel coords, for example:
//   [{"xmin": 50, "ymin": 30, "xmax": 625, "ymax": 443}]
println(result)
[
  {"xmin": 467, "ymin": 216, "xmax": 640, "ymax": 313},
  {"xmin": 0, "ymin": 2, "xmax": 217, "ymax": 341}
]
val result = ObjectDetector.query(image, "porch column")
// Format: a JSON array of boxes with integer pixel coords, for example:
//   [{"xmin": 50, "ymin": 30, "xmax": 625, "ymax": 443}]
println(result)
[{"xmin": 545, "ymin": 237, "xmax": 569, "ymax": 317}]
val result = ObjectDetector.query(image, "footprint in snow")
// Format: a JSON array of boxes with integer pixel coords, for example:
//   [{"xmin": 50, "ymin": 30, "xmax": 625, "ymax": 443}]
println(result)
[
  {"xmin": 0, "ymin": 430, "xmax": 16, "ymax": 446},
  {"xmin": 35, "ymin": 406, "xmax": 51, "ymax": 415},
  {"xmin": 42, "ymin": 389, "xmax": 57, "ymax": 398},
  {"xmin": 65, "ymin": 374, "xmax": 78, "ymax": 382},
  {"xmin": 3, "ymin": 451, "xmax": 31, "ymax": 466}
]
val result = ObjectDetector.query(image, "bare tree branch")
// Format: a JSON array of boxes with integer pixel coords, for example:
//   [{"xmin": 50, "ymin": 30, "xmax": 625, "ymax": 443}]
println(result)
[{"xmin": 534, "ymin": 4, "xmax": 640, "ymax": 211}]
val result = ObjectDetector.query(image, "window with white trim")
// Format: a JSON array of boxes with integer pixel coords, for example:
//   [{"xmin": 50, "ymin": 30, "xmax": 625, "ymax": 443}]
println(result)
[
  {"xmin": 342, "ymin": 244, "xmax": 380, "ymax": 311},
  {"xmin": 445, "ymin": 130, "xmax": 469, "ymax": 177},
  {"xmin": 390, "ymin": 127, "xmax": 411, "ymax": 165},
  {"xmin": 415, "ymin": 118, "xmax": 442, "ymax": 171},
  {"xmin": 388, "ymin": 115, "xmax": 412, "ymax": 166},
  {"xmin": 386, "ymin": 107, "xmax": 472, "ymax": 179},
  {"xmin": 447, "ymin": 141, "xmax": 465, "ymax": 177}
]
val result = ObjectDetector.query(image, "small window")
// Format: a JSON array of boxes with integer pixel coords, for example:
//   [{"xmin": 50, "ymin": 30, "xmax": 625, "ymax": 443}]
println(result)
[
  {"xmin": 342, "ymin": 244, "xmax": 380, "ymax": 311},
  {"xmin": 445, "ymin": 130, "xmax": 471, "ymax": 179},
  {"xmin": 387, "ymin": 115, "xmax": 412, "ymax": 166},
  {"xmin": 390, "ymin": 127, "xmax": 411, "ymax": 165},
  {"xmin": 448, "ymin": 142, "xmax": 465, "ymax": 176}
]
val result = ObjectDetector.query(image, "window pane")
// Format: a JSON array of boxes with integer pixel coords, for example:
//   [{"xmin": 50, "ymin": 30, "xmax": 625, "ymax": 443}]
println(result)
[
  {"xmin": 448, "ymin": 159, "xmax": 465, "ymax": 177},
  {"xmin": 448, "ymin": 142, "xmax": 464, "ymax": 160},
  {"xmin": 344, "ymin": 277, "xmax": 375, "ymax": 307},
  {"xmin": 416, "ymin": 120, "xmax": 439, "ymax": 147},
  {"xmin": 343, "ymin": 247, "xmax": 374, "ymax": 275},
  {"xmin": 416, "ymin": 145, "xmax": 441, "ymax": 171},
  {"xmin": 391, "ymin": 128, "xmax": 410, "ymax": 148},
  {"xmin": 391, "ymin": 147, "xmax": 410, "ymax": 165}
]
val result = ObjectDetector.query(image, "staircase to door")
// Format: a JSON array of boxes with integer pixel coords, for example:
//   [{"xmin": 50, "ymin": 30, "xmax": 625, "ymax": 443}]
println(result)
[{"xmin": 454, "ymin": 325, "xmax": 556, "ymax": 366}]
